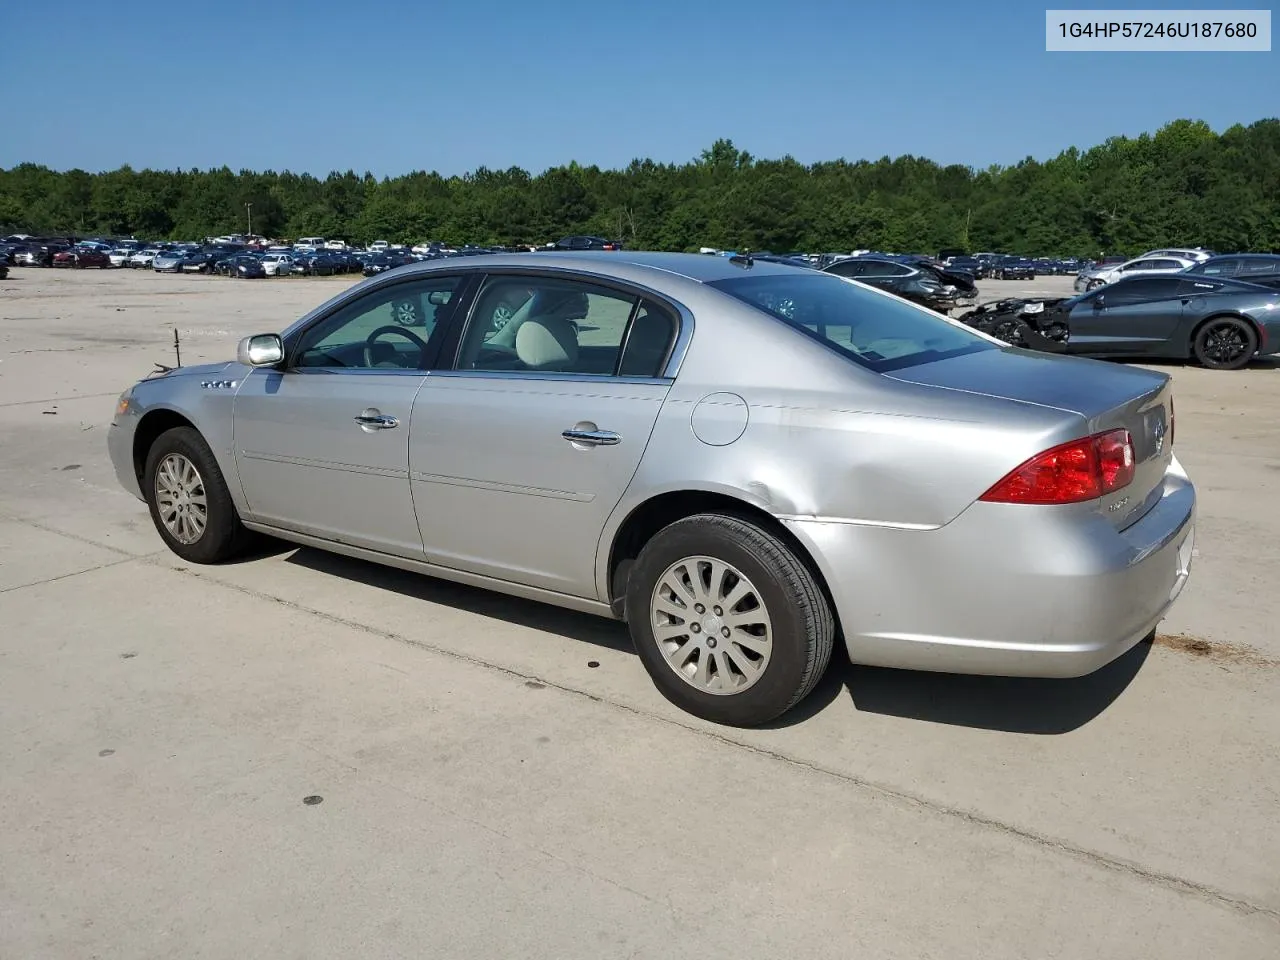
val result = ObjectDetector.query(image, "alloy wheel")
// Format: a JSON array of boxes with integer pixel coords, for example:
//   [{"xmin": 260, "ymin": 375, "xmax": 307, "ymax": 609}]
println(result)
[
  {"xmin": 491, "ymin": 302, "xmax": 515, "ymax": 331},
  {"xmin": 154, "ymin": 453, "xmax": 208, "ymax": 544},
  {"xmin": 1203, "ymin": 324, "xmax": 1247, "ymax": 365},
  {"xmin": 650, "ymin": 556, "xmax": 773, "ymax": 695},
  {"xmin": 393, "ymin": 301, "xmax": 418, "ymax": 325}
]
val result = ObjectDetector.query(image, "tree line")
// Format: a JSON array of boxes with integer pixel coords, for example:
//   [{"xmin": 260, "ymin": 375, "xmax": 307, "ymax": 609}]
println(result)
[{"xmin": 2, "ymin": 119, "xmax": 1277, "ymax": 257}]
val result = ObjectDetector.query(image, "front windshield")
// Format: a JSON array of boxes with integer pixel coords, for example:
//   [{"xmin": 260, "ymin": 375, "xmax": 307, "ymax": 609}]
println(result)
[{"xmin": 709, "ymin": 272, "xmax": 996, "ymax": 373}]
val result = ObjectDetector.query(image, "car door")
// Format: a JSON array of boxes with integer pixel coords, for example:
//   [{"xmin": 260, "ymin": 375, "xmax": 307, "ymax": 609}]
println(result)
[
  {"xmin": 1067, "ymin": 278, "xmax": 1188, "ymax": 353},
  {"xmin": 409, "ymin": 272, "xmax": 681, "ymax": 598},
  {"xmin": 232, "ymin": 273, "xmax": 466, "ymax": 557}
]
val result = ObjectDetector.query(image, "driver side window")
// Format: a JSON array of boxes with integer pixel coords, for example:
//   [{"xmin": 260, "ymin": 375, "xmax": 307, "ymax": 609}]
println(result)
[{"xmin": 293, "ymin": 276, "xmax": 461, "ymax": 369}]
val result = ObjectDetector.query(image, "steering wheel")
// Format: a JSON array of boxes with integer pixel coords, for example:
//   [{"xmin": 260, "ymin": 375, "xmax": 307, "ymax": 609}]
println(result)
[{"xmin": 363, "ymin": 325, "xmax": 429, "ymax": 368}]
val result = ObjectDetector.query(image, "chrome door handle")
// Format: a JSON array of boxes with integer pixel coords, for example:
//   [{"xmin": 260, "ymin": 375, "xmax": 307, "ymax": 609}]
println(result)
[
  {"xmin": 353, "ymin": 414, "xmax": 399, "ymax": 429},
  {"xmin": 561, "ymin": 428, "xmax": 620, "ymax": 446}
]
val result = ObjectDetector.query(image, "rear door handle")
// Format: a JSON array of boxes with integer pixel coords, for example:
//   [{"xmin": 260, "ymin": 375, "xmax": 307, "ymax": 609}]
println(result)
[
  {"xmin": 561, "ymin": 428, "xmax": 620, "ymax": 446},
  {"xmin": 354, "ymin": 414, "xmax": 399, "ymax": 429}
]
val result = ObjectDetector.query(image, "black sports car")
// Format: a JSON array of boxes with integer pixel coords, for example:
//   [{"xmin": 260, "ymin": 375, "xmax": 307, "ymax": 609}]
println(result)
[
  {"xmin": 215, "ymin": 254, "xmax": 266, "ymax": 278},
  {"xmin": 994, "ymin": 257, "xmax": 1036, "ymax": 280},
  {"xmin": 959, "ymin": 274, "xmax": 1280, "ymax": 370},
  {"xmin": 822, "ymin": 256, "xmax": 978, "ymax": 312}
]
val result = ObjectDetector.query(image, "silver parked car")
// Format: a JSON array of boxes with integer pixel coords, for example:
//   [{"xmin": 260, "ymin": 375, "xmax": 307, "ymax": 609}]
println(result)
[
  {"xmin": 1075, "ymin": 255, "xmax": 1195, "ymax": 292},
  {"xmin": 108, "ymin": 253, "xmax": 1196, "ymax": 725}
]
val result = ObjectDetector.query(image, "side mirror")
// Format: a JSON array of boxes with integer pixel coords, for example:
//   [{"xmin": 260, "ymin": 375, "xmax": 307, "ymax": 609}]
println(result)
[
  {"xmin": 237, "ymin": 333, "xmax": 284, "ymax": 367},
  {"xmin": 427, "ymin": 290, "xmax": 451, "ymax": 306}
]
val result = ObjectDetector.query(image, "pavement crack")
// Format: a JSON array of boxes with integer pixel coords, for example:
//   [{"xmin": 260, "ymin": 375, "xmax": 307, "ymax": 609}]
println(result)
[
  {"xmin": 0, "ymin": 554, "xmax": 146, "ymax": 595},
  {"xmin": 0, "ymin": 513, "xmax": 145, "ymax": 558},
  {"xmin": 0, "ymin": 390, "xmax": 120, "ymax": 407},
  {"xmin": 152, "ymin": 558, "xmax": 1280, "ymax": 923}
]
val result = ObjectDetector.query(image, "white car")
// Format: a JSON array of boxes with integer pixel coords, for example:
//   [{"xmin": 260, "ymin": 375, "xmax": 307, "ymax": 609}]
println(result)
[
  {"xmin": 128, "ymin": 248, "xmax": 161, "ymax": 268},
  {"xmin": 261, "ymin": 253, "xmax": 295, "ymax": 277},
  {"xmin": 1138, "ymin": 247, "xmax": 1214, "ymax": 263},
  {"xmin": 368, "ymin": 240, "xmax": 390, "ymax": 253},
  {"xmin": 107, "ymin": 249, "xmax": 134, "ymax": 268},
  {"xmin": 1075, "ymin": 255, "xmax": 1196, "ymax": 292},
  {"xmin": 323, "ymin": 240, "xmax": 347, "ymax": 250}
]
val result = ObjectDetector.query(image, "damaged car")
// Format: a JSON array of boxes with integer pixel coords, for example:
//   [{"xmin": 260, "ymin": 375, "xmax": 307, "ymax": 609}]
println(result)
[
  {"xmin": 959, "ymin": 274, "xmax": 1280, "ymax": 370},
  {"xmin": 107, "ymin": 251, "xmax": 1196, "ymax": 727},
  {"xmin": 822, "ymin": 256, "xmax": 977, "ymax": 313}
]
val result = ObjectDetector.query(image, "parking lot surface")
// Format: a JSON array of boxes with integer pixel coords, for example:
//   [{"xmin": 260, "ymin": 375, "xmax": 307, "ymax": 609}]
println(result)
[{"xmin": 2, "ymin": 268, "xmax": 1278, "ymax": 958}]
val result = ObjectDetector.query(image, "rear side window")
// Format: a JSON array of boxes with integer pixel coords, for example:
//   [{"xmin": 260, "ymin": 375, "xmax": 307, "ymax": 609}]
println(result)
[
  {"xmin": 709, "ymin": 272, "xmax": 994, "ymax": 373},
  {"xmin": 1240, "ymin": 258, "xmax": 1280, "ymax": 275},
  {"xmin": 456, "ymin": 277, "xmax": 675, "ymax": 377},
  {"xmin": 1197, "ymin": 258, "xmax": 1241, "ymax": 276}
]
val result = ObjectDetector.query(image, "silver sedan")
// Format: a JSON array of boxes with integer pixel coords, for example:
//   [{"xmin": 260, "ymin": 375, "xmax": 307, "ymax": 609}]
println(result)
[{"xmin": 108, "ymin": 253, "xmax": 1196, "ymax": 726}]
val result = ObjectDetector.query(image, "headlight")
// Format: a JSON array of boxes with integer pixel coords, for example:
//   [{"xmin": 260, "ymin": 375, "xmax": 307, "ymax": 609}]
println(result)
[{"xmin": 115, "ymin": 388, "xmax": 133, "ymax": 417}]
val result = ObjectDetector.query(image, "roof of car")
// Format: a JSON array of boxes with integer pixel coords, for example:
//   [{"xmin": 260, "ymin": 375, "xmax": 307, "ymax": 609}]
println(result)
[
  {"xmin": 1203, "ymin": 253, "xmax": 1280, "ymax": 261},
  {"xmin": 402, "ymin": 250, "xmax": 812, "ymax": 283}
]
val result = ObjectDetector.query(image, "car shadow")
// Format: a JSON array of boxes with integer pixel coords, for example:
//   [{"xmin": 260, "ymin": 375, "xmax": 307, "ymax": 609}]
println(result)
[
  {"xmin": 284, "ymin": 547, "xmax": 635, "ymax": 654},
  {"xmin": 1129, "ymin": 356, "xmax": 1279, "ymax": 372},
  {"xmin": 278, "ymin": 546, "xmax": 1149, "ymax": 733},
  {"xmin": 764, "ymin": 638, "xmax": 1151, "ymax": 733}
]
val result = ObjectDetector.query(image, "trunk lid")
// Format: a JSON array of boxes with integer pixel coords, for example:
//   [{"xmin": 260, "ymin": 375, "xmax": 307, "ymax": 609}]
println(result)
[{"xmin": 888, "ymin": 348, "xmax": 1173, "ymax": 529}]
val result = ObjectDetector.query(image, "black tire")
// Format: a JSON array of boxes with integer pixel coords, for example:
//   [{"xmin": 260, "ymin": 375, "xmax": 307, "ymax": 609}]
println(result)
[
  {"xmin": 625, "ymin": 513, "xmax": 835, "ymax": 726},
  {"xmin": 143, "ymin": 426, "xmax": 254, "ymax": 563},
  {"xmin": 1193, "ymin": 316, "xmax": 1257, "ymax": 371}
]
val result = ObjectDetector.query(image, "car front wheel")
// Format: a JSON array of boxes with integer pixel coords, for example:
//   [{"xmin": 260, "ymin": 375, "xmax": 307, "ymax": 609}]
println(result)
[
  {"xmin": 626, "ymin": 513, "xmax": 835, "ymax": 726},
  {"xmin": 143, "ymin": 426, "xmax": 253, "ymax": 563}
]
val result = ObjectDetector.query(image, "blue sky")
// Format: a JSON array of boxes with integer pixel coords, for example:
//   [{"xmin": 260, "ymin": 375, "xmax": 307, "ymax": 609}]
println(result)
[{"xmin": 1, "ymin": 0, "xmax": 1274, "ymax": 177}]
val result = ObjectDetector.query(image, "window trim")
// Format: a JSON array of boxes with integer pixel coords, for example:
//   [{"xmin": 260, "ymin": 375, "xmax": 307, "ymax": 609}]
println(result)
[
  {"xmin": 283, "ymin": 272, "xmax": 476, "ymax": 373},
  {"xmin": 438, "ymin": 267, "xmax": 690, "ymax": 381}
]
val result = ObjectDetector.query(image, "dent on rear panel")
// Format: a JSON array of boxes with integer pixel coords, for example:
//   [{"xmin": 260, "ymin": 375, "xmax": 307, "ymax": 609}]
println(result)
[{"xmin": 646, "ymin": 397, "xmax": 994, "ymax": 528}]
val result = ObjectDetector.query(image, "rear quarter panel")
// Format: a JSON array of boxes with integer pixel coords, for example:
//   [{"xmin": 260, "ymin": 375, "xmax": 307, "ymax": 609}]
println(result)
[{"xmin": 597, "ymin": 292, "xmax": 1085, "ymax": 597}]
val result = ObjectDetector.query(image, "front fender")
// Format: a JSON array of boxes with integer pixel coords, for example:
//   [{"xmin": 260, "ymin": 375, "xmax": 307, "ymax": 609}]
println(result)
[{"xmin": 117, "ymin": 363, "xmax": 251, "ymax": 512}]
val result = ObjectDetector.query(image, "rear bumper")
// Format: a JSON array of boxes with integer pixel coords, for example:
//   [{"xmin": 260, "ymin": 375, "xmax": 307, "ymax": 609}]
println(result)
[
  {"xmin": 783, "ymin": 456, "xmax": 1196, "ymax": 678},
  {"xmin": 1257, "ymin": 317, "xmax": 1280, "ymax": 356}
]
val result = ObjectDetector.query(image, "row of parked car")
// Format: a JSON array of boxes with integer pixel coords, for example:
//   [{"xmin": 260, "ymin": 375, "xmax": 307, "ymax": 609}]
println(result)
[
  {"xmin": 1070, "ymin": 248, "xmax": 1280, "ymax": 292},
  {"xmin": 0, "ymin": 234, "xmax": 630, "ymax": 281}
]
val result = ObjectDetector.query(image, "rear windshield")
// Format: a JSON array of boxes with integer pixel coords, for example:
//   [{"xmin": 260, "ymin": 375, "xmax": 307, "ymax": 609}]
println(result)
[{"xmin": 709, "ymin": 272, "xmax": 995, "ymax": 373}]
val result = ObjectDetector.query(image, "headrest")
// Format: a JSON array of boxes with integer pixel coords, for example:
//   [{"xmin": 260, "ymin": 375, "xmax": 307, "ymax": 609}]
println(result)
[{"xmin": 515, "ymin": 317, "xmax": 579, "ymax": 370}]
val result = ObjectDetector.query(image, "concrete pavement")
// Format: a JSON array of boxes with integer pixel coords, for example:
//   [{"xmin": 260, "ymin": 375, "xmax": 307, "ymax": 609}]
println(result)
[{"xmin": 1, "ymin": 268, "xmax": 1277, "ymax": 958}]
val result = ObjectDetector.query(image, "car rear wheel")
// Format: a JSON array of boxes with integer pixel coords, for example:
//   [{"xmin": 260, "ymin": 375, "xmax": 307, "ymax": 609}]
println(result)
[
  {"xmin": 143, "ymin": 426, "xmax": 254, "ymax": 563},
  {"xmin": 626, "ymin": 513, "xmax": 834, "ymax": 726},
  {"xmin": 1194, "ymin": 317, "xmax": 1257, "ymax": 370}
]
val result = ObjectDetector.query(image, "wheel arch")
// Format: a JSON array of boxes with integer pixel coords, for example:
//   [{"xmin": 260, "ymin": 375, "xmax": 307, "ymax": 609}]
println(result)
[
  {"xmin": 603, "ymin": 489, "xmax": 841, "ymax": 637},
  {"xmin": 131, "ymin": 407, "xmax": 198, "ymax": 487}
]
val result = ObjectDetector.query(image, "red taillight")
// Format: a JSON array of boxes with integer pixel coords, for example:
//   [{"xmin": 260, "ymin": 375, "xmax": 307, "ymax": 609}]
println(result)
[{"xmin": 979, "ymin": 429, "xmax": 1135, "ymax": 505}]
